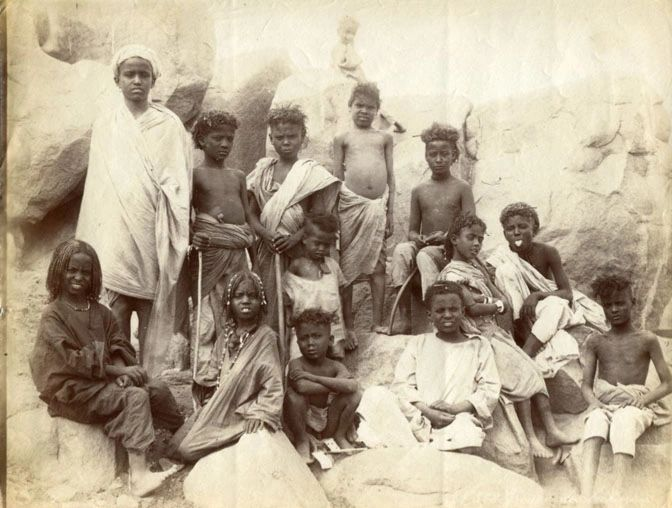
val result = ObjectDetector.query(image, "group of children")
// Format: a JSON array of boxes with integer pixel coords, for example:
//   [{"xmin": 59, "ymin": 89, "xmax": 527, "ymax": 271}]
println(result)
[{"xmin": 29, "ymin": 37, "xmax": 671, "ymax": 504}]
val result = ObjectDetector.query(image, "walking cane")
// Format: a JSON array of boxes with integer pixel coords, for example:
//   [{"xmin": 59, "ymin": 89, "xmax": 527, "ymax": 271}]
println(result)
[
  {"xmin": 193, "ymin": 249, "xmax": 203, "ymax": 385},
  {"xmin": 274, "ymin": 254, "xmax": 287, "ymax": 366}
]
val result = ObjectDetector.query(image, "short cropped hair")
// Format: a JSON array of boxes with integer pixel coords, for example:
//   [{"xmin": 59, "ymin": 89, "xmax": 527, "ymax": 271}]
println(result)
[
  {"xmin": 338, "ymin": 15, "xmax": 360, "ymax": 33},
  {"xmin": 591, "ymin": 274, "xmax": 633, "ymax": 301},
  {"xmin": 46, "ymin": 240, "xmax": 102, "ymax": 303},
  {"xmin": 293, "ymin": 308, "xmax": 336, "ymax": 328},
  {"xmin": 192, "ymin": 110, "xmax": 239, "ymax": 148},
  {"xmin": 499, "ymin": 202, "xmax": 540, "ymax": 235},
  {"xmin": 348, "ymin": 82, "xmax": 381, "ymax": 109},
  {"xmin": 304, "ymin": 212, "xmax": 339, "ymax": 237},
  {"xmin": 267, "ymin": 104, "xmax": 307, "ymax": 137},
  {"xmin": 420, "ymin": 123, "xmax": 460, "ymax": 153},
  {"xmin": 444, "ymin": 213, "xmax": 487, "ymax": 260},
  {"xmin": 424, "ymin": 280, "xmax": 465, "ymax": 307}
]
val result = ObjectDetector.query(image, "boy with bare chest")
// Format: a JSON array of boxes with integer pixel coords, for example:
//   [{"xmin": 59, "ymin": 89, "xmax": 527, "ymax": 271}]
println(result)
[
  {"xmin": 389, "ymin": 123, "xmax": 474, "ymax": 333},
  {"xmin": 190, "ymin": 111, "xmax": 270, "ymax": 399},
  {"xmin": 335, "ymin": 83, "xmax": 394, "ymax": 342},
  {"xmin": 580, "ymin": 274, "xmax": 671, "ymax": 502}
]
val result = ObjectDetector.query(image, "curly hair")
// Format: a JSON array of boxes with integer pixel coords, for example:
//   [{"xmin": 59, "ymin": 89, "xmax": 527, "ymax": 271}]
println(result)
[
  {"xmin": 292, "ymin": 308, "xmax": 336, "ymax": 328},
  {"xmin": 267, "ymin": 104, "xmax": 307, "ymax": 137},
  {"xmin": 191, "ymin": 110, "xmax": 238, "ymax": 149},
  {"xmin": 420, "ymin": 122, "xmax": 460, "ymax": 152},
  {"xmin": 424, "ymin": 280, "xmax": 465, "ymax": 307},
  {"xmin": 591, "ymin": 274, "xmax": 633, "ymax": 301},
  {"xmin": 348, "ymin": 82, "xmax": 381, "ymax": 109},
  {"xmin": 304, "ymin": 212, "xmax": 339, "ymax": 237},
  {"xmin": 499, "ymin": 202, "xmax": 540, "ymax": 235},
  {"xmin": 224, "ymin": 270, "xmax": 267, "ymax": 323},
  {"xmin": 444, "ymin": 213, "xmax": 487, "ymax": 260},
  {"xmin": 46, "ymin": 240, "xmax": 102, "ymax": 303}
]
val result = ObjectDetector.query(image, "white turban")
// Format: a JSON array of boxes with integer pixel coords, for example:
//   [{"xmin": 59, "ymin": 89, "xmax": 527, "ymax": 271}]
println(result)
[{"xmin": 112, "ymin": 44, "xmax": 161, "ymax": 79}]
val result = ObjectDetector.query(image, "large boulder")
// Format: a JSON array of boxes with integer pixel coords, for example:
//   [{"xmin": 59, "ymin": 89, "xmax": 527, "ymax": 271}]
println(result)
[
  {"xmin": 183, "ymin": 429, "xmax": 330, "ymax": 508},
  {"xmin": 317, "ymin": 447, "xmax": 544, "ymax": 508},
  {"xmin": 7, "ymin": 406, "xmax": 118, "ymax": 493},
  {"xmin": 200, "ymin": 49, "xmax": 294, "ymax": 174},
  {"xmin": 6, "ymin": 0, "xmax": 215, "ymax": 225}
]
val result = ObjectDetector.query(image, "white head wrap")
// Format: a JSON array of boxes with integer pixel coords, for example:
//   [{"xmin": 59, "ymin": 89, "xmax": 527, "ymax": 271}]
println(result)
[{"xmin": 112, "ymin": 44, "xmax": 161, "ymax": 80}]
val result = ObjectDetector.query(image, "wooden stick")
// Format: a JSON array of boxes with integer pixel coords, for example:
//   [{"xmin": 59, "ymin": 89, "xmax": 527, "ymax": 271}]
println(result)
[
  {"xmin": 274, "ymin": 254, "xmax": 287, "ymax": 365},
  {"xmin": 193, "ymin": 250, "xmax": 203, "ymax": 379}
]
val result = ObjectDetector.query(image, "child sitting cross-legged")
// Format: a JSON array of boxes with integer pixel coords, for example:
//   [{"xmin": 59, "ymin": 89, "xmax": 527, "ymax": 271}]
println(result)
[{"xmin": 284, "ymin": 309, "xmax": 363, "ymax": 464}]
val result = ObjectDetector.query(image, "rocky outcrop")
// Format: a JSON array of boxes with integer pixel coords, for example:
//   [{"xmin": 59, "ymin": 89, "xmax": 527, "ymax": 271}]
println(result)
[
  {"xmin": 317, "ymin": 447, "xmax": 544, "ymax": 508},
  {"xmin": 184, "ymin": 430, "xmax": 330, "ymax": 508},
  {"xmin": 7, "ymin": 406, "xmax": 118, "ymax": 493}
]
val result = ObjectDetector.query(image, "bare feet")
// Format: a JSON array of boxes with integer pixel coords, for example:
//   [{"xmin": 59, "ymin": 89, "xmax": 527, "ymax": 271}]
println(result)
[
  {"xmin": 344, "ymin": 330, "xmax": 359, "ymax": 351},
  {"xmin": 334, "ymin": 435, "xmax": 353, "ymax": 449},
  {"xmin": 296, "ymin": 439, "xmax": 314, "ymax": 464},
  {"xmin": 130, "ymin": 465, "xmax": 182, "ymax": 497},
  {"xmin": 529, "ymin": 435, "xmax": 554, "ymax": 458},
  {"xmin": 546, "ymin": 428, "xmax": 579, "ymax": 448}
]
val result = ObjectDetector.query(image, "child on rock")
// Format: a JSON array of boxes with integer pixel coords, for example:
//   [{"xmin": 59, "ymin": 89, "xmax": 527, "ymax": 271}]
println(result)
[
  {"xmin": 285, "ymin": 309, "xmax": 362, "ymax": 463},
  {"xmin": 580, "ymin": 273, "xmax": 671, "ymax": 502},
  {"xmin": 30, "ymin": 240, "xmax": 184, "ymax": 497}
]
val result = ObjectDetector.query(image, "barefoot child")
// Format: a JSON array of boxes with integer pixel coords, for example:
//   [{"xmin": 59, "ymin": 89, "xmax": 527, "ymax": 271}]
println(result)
[
  {"xmin": 580, "ymin": 274, "xmax": 671, "ymax": 501},
  {"xmin": 487, "ymin": 202, "xmax": 608, "ymax": 375},
  {"xmin": 283, "ymin": 213, "xmax": 348, "ymax": 359},
  {"xmin": 389, "ymin": 123, "xmax": 475, "ymax": 334},
  {"xmin": 171, "ymin": 271, "xmax": 284, "ymax": 462},
  {"xmin": 190, "ymin": 111, "xmax": 271, "ymax": 401},
  {"xmin": 335, "ymin": 82, "xmax": 394, "ymax": 343},
  {"xmin": 357, "ymin": 281, "xmax": 500, "ymax": 452},
  {"xmin": 438, "ymin": 213, "xmax": 577, "ymax": 457},
  {"xmin": 247, "ymin": 105, "xmax": 341, "ymax": 354},
  {"xmin": 30, "ymin": 240, "xmax": 184, "ymax": 497},
  {"xmin": 285, "ymin": 309, "xmax": 362, "ymax": 462}
]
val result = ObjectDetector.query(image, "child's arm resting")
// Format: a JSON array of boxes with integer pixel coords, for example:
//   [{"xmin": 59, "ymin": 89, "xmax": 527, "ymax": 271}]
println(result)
[
  {"xmin": 303, "ymin": 363, "xmax": 359, "ymax": 394},
  {"xmin": 245, "ymin": 181, "xmax": 276, "ymax": 247},
  {"xmin": 640, "ymin": 334, "xmax": 672, "ymax": 406},
  {"xmin": 461, "ymin": 184, "xmax": 476, "ymax": 215},
  {"xmin": 288, "ymin": 362, "xmax": 331, "ymax": 395},
  {"xmin": 384, "ymin": 133, "xmax": 395, "ymax": 238},
  {"xmin": 467, "ymin": 340, "xmax": 501, "ymax": 427},
  {"xmin": 333, "ymin": 135, "xmax": 346, "ymax": 181},
  {"xmin": 43, "ymin": 314, "xmax": 106, "ymax": 379},
  {"xmin": 544, "ymin": 246, "xmax": 572, "ymax": 301},
  {"xmin": 580, "ymin": 335, "xmax": 607, "ymax": 410},
  {"xmin": 407, "ymin": 187, "xmax": 422, "ymax": 244}
]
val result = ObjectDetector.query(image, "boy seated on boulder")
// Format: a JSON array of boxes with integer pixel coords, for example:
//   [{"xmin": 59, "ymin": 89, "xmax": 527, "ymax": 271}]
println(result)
[
  {"xmin": 357, "ymin": 281, "xmax": 501, "ymax": 452},
  {"xmin": 389, "ymin": 123, "xmax": 475, "ymax": 333},
  {"xmin": 487, "ymin": 202, "xmax": 608, "ymax": 376},
  {"xmin": 335, "ymin": 82, "xmax": 395, "ymax": 342},
  {"xmin": 580, "ymin": 274, "xmax": 671, "ymax": 502},
  {"xmin": 284, "ymin": 309, "xmax": 362, "ymax": 463},
  {"xmin": 30, "ymin": 240, "xmax": 184, "ymax": 497}
]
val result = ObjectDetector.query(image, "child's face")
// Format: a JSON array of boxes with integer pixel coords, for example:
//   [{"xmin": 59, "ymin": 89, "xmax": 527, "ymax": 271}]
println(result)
[
  {"xmin": 295, "ymin": 322, "xmax": 332, "ymax": 361},
  {"xmin": 427, "ymin": 293, "xmax": 463, "ymax": 336},
  {"xmin": 338, "ymin": 25, "xmax": 357, "ymax": 44},
  {"xmin": 269, "ymin": 122, "xmax": 304, "ymax": 161},
  {"xmin": 115, "ymin": 57, "xmax": 154, "ymax": 104},
  {"xmin": 502, "ymin": 215, "xmax": 535, "ymax": 252},
  {"xmin": 63, "ymin": 252, "xmax": 93, "ymax": 300},
  {"xmin": 600, "ymin": 289, "xmax": 634, "ymax": 327},
  {"xmin": 425, "ymin": 140, "xmax": 457, "ymax": 179},
  {"xmin": 200, "ymin": 126, "xmax": 236, "ymax": 164},
  {"xmin": 451, "ymin": 224, "xmax": 485, "ymax": 261},
  {"xmin": 350, "ymin": 95, "xmax": 378, "ymax": 128},
  {"xmin": 302, "ymin": 226, "xmax": 334, "ymax": 262},
  {"xmin": 230, "ymin": 279, "xmax": 262, "ymax": 323}
]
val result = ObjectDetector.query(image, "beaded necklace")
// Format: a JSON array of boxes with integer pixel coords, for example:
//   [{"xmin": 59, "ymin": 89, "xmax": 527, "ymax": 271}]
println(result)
[{"xmin": 215, "ymin": 324, "xmax": 256, "ymax": 388}]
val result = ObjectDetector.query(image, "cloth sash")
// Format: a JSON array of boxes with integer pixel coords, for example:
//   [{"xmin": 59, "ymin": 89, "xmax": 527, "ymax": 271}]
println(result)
[
  {"xmin": 77, "ymin": 101, "xmax": 192, "ymax": 375},
  {"xmin": 487, "ymin": 244, "xmax": 608, "ymax": 331},
  {"xmin": 338, "ymin": 185, "xmax": 388, "ymax": 285},
  {"xmin": 593, "ymin": 378, "xmax": 671, "ymax": 426}
]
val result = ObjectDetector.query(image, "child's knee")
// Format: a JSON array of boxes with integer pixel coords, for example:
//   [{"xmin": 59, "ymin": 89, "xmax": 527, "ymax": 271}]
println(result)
[
  {"xmin": 285, "ymin": 387, "xmax": 308, "ymax": 409},
  {"xmin": 583, "ymin": 408, "xmax": 610, "ymax": 441},
  {"xmin": 124, "ymin": 386, "xmax": 150, "ymax": 407}
]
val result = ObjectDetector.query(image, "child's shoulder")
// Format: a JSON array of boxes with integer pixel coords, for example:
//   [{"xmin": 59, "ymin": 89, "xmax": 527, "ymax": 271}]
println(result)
[
  {"xmin": 288, "ymin": 256, "xmax": 308, "ymax": 274},
  {"xmin": 532, "ymin": 241, "xmax": 561, "ymax": 260}
]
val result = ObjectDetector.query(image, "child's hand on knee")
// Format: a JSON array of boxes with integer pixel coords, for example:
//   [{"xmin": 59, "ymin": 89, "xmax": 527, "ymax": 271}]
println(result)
[
  {"xmin": 116, "ymin": 374, "xmax": 132, "ymax": 388},
  {"xmin": 521, "ymin": 293, "xmax": 541, "ymax": 319},
  {"xmin": 122, "ymin": 366, "xmax": 148, "ymax": 386}
]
